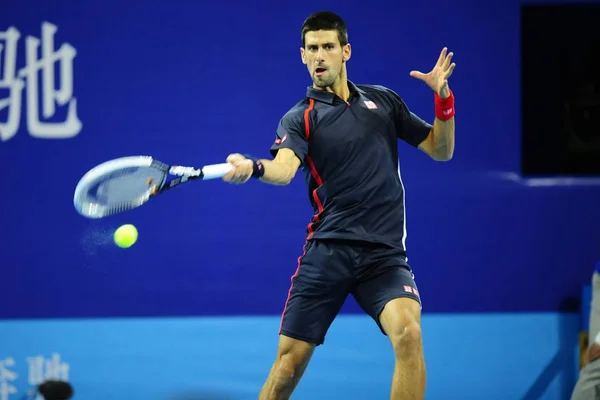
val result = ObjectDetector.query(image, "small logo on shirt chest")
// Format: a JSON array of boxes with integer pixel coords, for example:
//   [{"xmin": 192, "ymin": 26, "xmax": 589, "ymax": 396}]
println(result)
[{"xmin": 363, "ymin": 100, "xmax": 378, "ymax": 110}]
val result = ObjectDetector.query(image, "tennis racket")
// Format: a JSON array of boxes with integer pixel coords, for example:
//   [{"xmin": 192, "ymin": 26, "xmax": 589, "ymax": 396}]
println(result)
[{"xmin": 73, "ymin": 155, "xmax": 233, "ymax": 219}]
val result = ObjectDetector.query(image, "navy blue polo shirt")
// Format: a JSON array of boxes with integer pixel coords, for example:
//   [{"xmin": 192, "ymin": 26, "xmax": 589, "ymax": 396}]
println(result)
[{"xmin": 269, "ymin": 80, "xmax": 432, "ymax": 251}]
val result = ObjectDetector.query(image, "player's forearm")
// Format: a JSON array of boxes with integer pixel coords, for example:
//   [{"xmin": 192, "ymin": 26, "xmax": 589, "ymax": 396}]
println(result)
[
  {"xmin": 429, "ymin": 117, "xmax": 455, "ymax": 161},
  {"xmin": 426, "ymin": 88, "xmax": 456, "ymax": 161},
  {"xmin": 258, "ymin": 159, "xmax": 296, "ymax": 186}
]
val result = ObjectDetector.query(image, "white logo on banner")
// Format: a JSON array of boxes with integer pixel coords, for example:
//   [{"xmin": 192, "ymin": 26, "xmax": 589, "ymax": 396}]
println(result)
[
  {"xmin": 0, "ymin": 21, "xmax": 82, "ymax": 142},
  {"xmin": 0, "ymin": 353, "xmax": 71, "ymax": 400}
]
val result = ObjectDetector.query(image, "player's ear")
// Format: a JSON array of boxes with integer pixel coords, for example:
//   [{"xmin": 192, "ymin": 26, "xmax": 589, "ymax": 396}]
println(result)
[
  {"xmin": 300, "ymin": 47, "xmax": 307, "ymax": 65},
  {"xmin": 343, "ymin": 43, "xmax": 351, "ymax": 62}
]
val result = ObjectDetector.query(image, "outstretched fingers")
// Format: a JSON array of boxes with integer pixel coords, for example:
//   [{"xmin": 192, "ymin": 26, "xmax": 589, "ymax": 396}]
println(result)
[
  {"xmin": 442, "ymin": 50, "xmax": 454, "ymax": 70},
  {"xmin": 445, "ymin": 62, "xmax": 456, "ymax": 79},
  {"xmin": 409, "ymin": 70, "xmax": 427, "ymax": 80},
  {"xmin": 436, "ymin": 47, "xmax": 447, "ymax": 67}
]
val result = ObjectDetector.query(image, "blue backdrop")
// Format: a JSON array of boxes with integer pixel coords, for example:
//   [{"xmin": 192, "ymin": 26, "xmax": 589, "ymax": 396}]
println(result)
[{"xmin": 1, "ymin": 0, "xmax": 599, "ymax": 321}]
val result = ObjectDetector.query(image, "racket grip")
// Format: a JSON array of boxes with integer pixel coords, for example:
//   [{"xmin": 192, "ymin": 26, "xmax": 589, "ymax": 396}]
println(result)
[{"xmin": 202, "ymin": 163, "xmax": 233, "ymax": 180}]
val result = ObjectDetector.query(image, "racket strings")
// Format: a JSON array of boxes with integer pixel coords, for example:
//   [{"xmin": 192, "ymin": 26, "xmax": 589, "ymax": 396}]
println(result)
[{"xmin": 77, "ymin": 166, "xmax": 165, "ymax": 218}]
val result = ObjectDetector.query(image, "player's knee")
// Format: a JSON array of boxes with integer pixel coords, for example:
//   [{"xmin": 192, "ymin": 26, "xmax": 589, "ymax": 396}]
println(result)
[
  {"xmin": 271, "ymin": 340, "xmax": 312, "ymax": 387},
  {"xmin": 273, "ymin": 352, "xmax": 299, "ymax": 381},
  {"xmin": 387, "ymin": 309, "xmax": 423, "ymax": 357}
]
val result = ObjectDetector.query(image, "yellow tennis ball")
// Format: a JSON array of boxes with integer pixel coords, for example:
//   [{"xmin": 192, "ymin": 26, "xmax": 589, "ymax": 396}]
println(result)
[{"xmin": 114, "ymin": 224, "xmax": 138, "ymax": 248}]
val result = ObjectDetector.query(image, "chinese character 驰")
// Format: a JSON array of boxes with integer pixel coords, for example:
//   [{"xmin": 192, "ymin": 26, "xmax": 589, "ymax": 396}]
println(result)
[{"xmin": 0, "ymin": 21, "xmax": 82, "ymax": 142}]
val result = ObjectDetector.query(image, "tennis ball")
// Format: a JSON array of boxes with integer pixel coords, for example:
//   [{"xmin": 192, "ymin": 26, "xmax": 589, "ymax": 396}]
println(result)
[{"xmin": 114, "ymin": 224, "xmax": 138, "ymax": 248}]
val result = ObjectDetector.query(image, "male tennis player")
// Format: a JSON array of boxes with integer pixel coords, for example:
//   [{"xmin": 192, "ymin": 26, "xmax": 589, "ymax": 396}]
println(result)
[{"xmin": 223, "ymin": 11, "xmax": 455, "ymax": 400}]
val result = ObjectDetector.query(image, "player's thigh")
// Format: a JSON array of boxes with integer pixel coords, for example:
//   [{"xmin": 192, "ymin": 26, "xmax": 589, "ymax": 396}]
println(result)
[
  {"xmin": 352, "ymin": 255, "xmax": 421, "ymax": 336},
  {"xmin": 280, "ymin": 239, "xmax": 353, "ymax": 346}
]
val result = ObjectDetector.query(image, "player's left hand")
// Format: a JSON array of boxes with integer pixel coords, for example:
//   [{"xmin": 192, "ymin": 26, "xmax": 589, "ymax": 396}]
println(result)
[{"xmin": 409, "ymin": 47, "xmax": 456, "ymax": 99}]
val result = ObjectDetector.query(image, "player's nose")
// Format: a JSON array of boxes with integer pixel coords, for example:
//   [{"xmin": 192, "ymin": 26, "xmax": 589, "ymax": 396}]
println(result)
[{"xmin": 315, "ymin": 48, "xmax": 325, "ymax": 61}]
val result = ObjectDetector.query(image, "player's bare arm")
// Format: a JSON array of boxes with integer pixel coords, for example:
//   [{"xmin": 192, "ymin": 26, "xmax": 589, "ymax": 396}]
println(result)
[
  {"xmin": 223, "ymin": 148, "xmax": 300, "ymax": 186},
  {"xmin": 411, "ymin": 47, "xmax": 456, "ymax": 161},
  {"xmin": 419, "ymin": 111, "xmax": 455, "ymax": 161},
  {"xmin": 259, "ymin": 148, "xmax": 301, "ymax": 185}
]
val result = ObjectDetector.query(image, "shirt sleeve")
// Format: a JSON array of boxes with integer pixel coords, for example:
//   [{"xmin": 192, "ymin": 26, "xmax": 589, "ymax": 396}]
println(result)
[
  {"xmin": 269, "ymin": 112, "xmax": 309, "ymax": 166},
  {"xmin": 384, "ymin": 88, "xmax": 432, "ymax": 147}
]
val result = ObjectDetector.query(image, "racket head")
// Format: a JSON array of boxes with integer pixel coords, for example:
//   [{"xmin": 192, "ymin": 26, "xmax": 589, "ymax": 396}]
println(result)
[{"xmin": 73, "ymin": 156, "xmax": 169, "ymax": 218}]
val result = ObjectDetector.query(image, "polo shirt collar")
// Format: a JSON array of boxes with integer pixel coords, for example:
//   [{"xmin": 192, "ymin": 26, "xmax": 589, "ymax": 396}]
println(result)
[{"xmin": 306, "ymin": 80, "xmax": 364, "ymax": 104}]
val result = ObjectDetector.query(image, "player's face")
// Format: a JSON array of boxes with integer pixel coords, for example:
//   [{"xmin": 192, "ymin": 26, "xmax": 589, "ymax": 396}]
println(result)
[{"xmin": 301, "ymin": 30, "xmax": 351, "ymax": 89}]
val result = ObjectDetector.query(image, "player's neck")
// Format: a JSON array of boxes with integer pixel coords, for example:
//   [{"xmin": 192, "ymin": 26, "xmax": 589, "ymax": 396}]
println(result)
[{"xmin": 314, "ymin": 67, "xmax": 350, "ymax": 102}]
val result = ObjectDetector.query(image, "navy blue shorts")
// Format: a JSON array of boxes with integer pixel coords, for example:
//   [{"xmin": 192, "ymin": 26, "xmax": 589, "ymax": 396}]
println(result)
[{"xmin": 278, "ymin": 238, "xmax": 421, "ymax": 346}]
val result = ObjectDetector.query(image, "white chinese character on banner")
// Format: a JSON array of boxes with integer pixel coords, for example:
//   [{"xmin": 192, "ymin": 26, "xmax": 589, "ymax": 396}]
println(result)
[
  {"xmin": 0, "ymin": 21, "xmax": 81, "ymax": 142},
  {"xmin": 0, "ymin": 357, "xmax": 18, "ymax": 400},
  {"xmin": 27, "ymin": 353, "xmax": 70, "ymax": 400},
  {"xmin": 27, "ymin": 353, "xmax": 70, "ymax": 387}
]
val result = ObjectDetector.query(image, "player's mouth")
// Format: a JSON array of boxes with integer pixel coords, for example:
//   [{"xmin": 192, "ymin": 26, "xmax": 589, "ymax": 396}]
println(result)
[{"xmin": 315, "ymin": 67, "xmax": 327, "ymax": 77}]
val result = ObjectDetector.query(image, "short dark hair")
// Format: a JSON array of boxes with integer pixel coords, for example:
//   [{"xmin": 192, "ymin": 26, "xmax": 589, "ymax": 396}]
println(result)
[{"xmin": 301, "ymin": 11, "xmax": 348, "ymax": 47}]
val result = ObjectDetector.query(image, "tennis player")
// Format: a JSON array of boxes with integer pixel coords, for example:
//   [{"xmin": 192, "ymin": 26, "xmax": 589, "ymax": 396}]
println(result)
[{"xmin": 223, "ymin": 11, "xmax": 456, "ymax": 400}]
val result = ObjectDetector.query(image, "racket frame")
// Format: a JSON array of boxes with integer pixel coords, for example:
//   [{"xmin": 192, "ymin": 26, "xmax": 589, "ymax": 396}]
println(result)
[{"xmin": 73, "ymin": 156, "xmax": 232, "ymax": 219}]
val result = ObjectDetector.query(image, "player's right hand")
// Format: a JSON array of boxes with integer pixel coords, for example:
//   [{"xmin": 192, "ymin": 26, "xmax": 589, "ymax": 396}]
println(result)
[{"xmin": 223, "ymin": 153, "xmax": 253, "ymax": 184}]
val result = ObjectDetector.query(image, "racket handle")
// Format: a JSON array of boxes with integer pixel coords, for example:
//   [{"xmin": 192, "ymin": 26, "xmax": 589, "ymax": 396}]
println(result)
[{"xmin": 202, "ymin": 163, "xmax": 233, "ymax": 180}]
